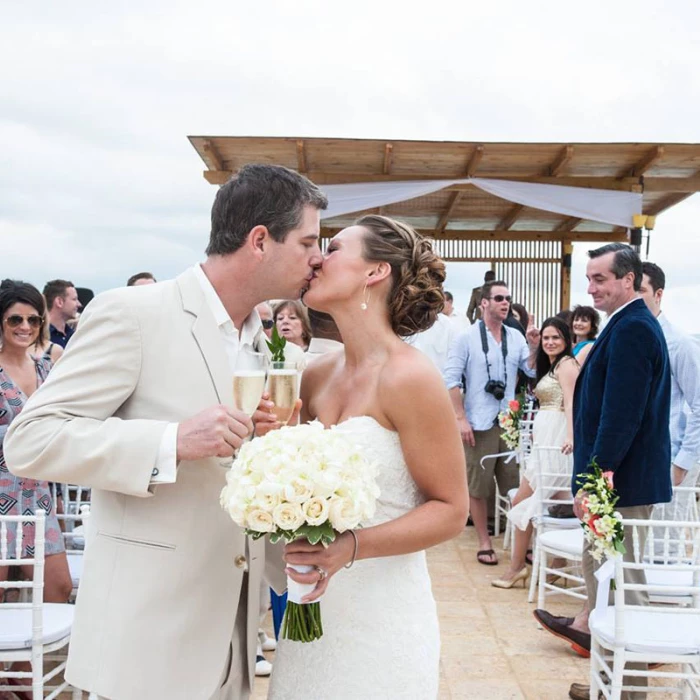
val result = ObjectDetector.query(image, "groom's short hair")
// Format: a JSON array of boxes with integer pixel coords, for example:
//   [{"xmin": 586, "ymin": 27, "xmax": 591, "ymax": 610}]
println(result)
[{"xmin": 206, "ymin": 164, "xmax": 328, "ymax": 256}]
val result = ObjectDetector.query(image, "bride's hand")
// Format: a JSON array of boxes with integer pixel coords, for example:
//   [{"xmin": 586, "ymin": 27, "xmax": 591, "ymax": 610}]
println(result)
[
  {"xmin": 253, "ymin": 397, "xmax": 302, "ymax": 437},
  {"xmin": 283, "ymin": 531, "xmax": 356, "ymax": 603}
]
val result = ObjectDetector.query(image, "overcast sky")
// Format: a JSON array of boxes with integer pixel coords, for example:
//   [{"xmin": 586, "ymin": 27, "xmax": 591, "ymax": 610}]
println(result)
[{"xmin": 3, "ymin": 1, "xmax": 699, "ymax": 333}]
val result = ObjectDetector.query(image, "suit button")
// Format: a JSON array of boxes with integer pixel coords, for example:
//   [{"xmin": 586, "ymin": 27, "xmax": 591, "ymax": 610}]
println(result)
[{"xmin": 234, "ymin": 555, "xmax": 247, "ymax": 569}]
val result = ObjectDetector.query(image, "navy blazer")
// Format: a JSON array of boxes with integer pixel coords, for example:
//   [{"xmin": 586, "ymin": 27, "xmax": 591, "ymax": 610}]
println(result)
[{"xmin": 572, "ymin": 298, "xmax": 672, "ymax": 508}]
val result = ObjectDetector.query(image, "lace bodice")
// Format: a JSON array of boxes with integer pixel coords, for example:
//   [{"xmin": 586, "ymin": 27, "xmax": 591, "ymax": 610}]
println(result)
[
  {"xmin": 534, "ymin": 371, "xmax": 564, "ymax": 411},
  {"xmin": 333, "ymin": 416, "xmax": 425, "ymax": 526}
]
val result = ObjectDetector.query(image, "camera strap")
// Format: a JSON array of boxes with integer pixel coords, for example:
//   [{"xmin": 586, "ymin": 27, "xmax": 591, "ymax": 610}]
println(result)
[{"xmin": 479, "ymin": 320, "xmax": 508, "ymax": 388}]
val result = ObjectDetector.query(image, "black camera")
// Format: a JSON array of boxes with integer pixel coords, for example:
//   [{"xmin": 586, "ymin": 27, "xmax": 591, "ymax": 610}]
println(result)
[{"xmin": 484, "ymin": 380, "xmax": 506, "ymax": 401}]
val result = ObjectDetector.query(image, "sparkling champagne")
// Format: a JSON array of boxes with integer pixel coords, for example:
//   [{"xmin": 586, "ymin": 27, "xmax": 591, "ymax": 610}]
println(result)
[
  {"xmin": 233, "ymin": 370, "xmax": 266, "ymax": 416},
  {"xmin": 268, "ymin": 369, "xmax": 298, "ymax": 424}
]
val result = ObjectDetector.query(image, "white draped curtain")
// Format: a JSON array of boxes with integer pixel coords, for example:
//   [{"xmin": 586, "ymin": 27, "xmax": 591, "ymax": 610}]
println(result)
[{"xmin": 320, "ymin": 177, "xmax": 641, "ymax": 229}]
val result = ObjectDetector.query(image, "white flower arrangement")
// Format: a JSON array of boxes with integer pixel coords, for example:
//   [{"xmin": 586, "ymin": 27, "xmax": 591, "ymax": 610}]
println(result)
[{"xmin": 220, "ymin": 420, "xmax": 380, "ymax": 641}]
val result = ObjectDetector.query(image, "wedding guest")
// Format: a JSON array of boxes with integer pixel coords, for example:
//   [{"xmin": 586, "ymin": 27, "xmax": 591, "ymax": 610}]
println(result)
[
  {"xmin": 467, "ymin": 270, "xmax": 495, "ymax": 324},
  {"xmin": 406, "ymin": 301, "xmax": 457, "ymax": 373},
  {"xmin": 639, "ymin": 262, "xmax": 700, "ymax": 514},
  {"xmin": 571, "ymin": 305, "xmax": 599, "ymax": 365},
  {"xmin": 126, "ymin": 272, "xmax": 157, "ymax": 287},
  {"xmin": 43, "ymin": 279, "xmax": 81, "ymax": 348},
  {"xmin": 256, "ymin": 302, "xmax": 275, "ymax": 339},
  {"xmin": 31, "ymin": 323, "xmax": 64, "ymax": 365},
  {"xmin": 535, "ymin": 243, "xmax": 671, "ymax": 700},
  {"xmin": 492, "ymin": 317, "xmax": 578, "ymax": 589},
  {"xmin": 306, "ymin": 309, "xmax": 343, "ymax": 359},
  {"xmin": 0, "ymin": 280, "xmax": 72, "ymax": 605},
  {"xmin": 511, "ymin": 303, "xmax": 530, "ymax": 333},
  {"xmin": 273, "ymin": 299, "xmax": 312, "ymax": 351},
  {"xmin": 444, "ymin": 281, "xmax": 538, "ymax": 566}
]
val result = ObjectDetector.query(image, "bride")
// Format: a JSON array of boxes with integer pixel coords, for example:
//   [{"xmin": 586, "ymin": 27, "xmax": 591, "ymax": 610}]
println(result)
[{"xmin": 268, "ymin": 215, "xmax": 469, "ymax": 699}]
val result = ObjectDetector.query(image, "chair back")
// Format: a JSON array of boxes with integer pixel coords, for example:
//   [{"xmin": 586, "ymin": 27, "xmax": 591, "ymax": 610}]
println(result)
[
  {"xmin": 597, "ymin": 519, "xmax": 700, "ymax": 646},
  {"xmin": 50, "ymin": 482, "xmax": 91, "ymax": 550},
  {"xmin": 0, "ymin": 513, "xmax": 45, "ymax": 656}
]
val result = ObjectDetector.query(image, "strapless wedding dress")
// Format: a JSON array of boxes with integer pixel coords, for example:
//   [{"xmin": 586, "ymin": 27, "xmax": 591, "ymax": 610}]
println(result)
[{"xmin": 268, "ymin": 416, "xmax": 440, "ymax": 700}]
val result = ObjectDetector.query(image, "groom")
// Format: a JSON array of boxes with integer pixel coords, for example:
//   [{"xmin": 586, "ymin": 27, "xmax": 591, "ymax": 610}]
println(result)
[{"xmin": 5, "ymin": 165, "xmax": 328, "ymax": 700}]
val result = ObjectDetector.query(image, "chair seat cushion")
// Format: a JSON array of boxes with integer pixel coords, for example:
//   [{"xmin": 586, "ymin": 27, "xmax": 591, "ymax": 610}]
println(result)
[
  {"xmin": 536, "ymin": 516, "xmax": 581, "ymax": 529},
  {"xmin": 67, "ymin": 552, "xmax": 83, "ymax": 586},
  {"xmin": 539, "ymin": 528, "xmax": 584, "ymax": 556},
  {"xmin": 0, "ymin": 604, "xmax": 74, "ymax": 650},
  {"xmin": 590, "ymin": 606, "xmax": 700, "ymax": 655}
]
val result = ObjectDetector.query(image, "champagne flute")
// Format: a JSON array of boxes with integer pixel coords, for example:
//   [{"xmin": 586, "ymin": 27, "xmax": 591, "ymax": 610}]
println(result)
[
  {"xmin": 267, "ymin": 361, "xmax": 300, "ymax": 425},
  {"xmin": 233, "ymin": 347, "xmax": 268, "ymax": 418}
]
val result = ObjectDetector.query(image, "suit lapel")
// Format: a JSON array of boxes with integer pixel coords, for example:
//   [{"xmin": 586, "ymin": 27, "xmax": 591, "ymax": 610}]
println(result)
[{"xmin": 176, "ymin": 269, "xmax": 233, "ymax": 408}]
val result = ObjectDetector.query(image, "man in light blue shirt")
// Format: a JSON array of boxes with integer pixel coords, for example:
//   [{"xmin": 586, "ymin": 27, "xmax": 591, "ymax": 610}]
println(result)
[
  {"xmin": 640, "ymin": 263, "xmax": 700, "ymax": 520},
  {"xmin": 443, "ymin": 280, "xmax": 537, "ymax": 565}
]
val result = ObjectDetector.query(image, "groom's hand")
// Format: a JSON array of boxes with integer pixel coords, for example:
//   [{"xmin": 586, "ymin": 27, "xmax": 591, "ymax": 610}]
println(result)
[{"xmin": 176, "ymin": 405, "xmax": 253, "ymax": 461}]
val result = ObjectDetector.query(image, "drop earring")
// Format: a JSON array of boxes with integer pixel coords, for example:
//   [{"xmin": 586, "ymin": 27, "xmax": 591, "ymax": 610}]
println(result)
[{"xmin": 361, "ymin": 282, "xmax": 371, "ymax": 311}]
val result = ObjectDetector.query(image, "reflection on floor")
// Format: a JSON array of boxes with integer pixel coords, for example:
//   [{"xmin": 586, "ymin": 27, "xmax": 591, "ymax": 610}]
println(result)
[{"xmin": 254, "ymin": 526, "xmax": 678, "ymax": 699}]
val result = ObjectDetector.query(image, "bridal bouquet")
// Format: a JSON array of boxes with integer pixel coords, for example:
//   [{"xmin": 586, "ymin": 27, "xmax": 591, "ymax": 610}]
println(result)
[
  {"xmin": 220, "ymin": 420, "xmax": 380, "ymax": 642},
  {"xmin": 576, "ymin": 458, "xmax": 626, "ymax": 562},
  {"xmin": 497, "ymin": 392, "xmax": 527, "ymax": 450}
]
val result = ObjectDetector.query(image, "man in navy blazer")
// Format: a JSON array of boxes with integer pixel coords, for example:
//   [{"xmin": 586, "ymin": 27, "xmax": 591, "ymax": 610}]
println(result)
[{"xmin": 536, "ymin": 243, "xmax": 671, "ymax": 700}]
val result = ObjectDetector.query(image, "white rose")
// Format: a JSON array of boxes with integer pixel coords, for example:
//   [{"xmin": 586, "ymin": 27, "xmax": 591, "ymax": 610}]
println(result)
[
  {"xmin": 284, "ymin": 478, "xmax": 314, "ymax": 504},
  {"xmin": 246, "ymin": 509, "xmax": 276, "ymax": 533},
  {"xmin": 272, "ymin": 502, "xmax": 305, "ymax": 532},
  {"xmin": 303, "ymin": 497, "xmax": 330, "ymax": 526},
  {"xmin": 328, "ymin": 497, "xmax": 362, "ymax": 532}
]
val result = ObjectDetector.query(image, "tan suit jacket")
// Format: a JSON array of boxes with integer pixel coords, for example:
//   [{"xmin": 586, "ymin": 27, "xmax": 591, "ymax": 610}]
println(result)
[
  {"xmin": 5, "ymin": 269, "xmax": 286, "ymax": 700},
  {"xmin": 466, "ymin": 286, "xmax": 482, "ymax": 324}
]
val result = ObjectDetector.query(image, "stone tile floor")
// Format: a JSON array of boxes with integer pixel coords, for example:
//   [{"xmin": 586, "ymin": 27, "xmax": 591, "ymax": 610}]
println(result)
[{"xmin": 253, "ymin": 526, "xmax": 680, "ymax": 699}]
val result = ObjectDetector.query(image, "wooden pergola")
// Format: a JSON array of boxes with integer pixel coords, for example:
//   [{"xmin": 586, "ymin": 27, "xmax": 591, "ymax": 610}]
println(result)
[{"xmin": 188, "ymin": 136, "xmax": 700, "ymax": 320}]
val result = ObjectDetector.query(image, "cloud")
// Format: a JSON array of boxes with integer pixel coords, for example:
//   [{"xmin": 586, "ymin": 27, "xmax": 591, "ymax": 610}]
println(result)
[{"xmin": 1, "ymin": 1, "xmax": 699, "ymax": 332}]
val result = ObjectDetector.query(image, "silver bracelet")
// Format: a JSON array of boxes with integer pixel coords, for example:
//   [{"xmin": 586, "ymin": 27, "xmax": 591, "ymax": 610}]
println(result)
[{"xmin": 344, "ymin": 530, "xmax": 359, "ymax": 569}]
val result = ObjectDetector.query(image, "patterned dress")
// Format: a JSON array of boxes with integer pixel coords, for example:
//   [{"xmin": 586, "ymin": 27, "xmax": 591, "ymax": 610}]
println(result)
[{"xmin": 0, "ymin": 358, "xmax": 64, "ymax": 557}]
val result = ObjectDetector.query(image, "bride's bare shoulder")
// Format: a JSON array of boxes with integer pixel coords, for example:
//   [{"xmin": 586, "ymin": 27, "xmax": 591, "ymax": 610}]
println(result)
[{"xmin": 380, "ymin": 343, "xmax": 443, "ymax": 393}]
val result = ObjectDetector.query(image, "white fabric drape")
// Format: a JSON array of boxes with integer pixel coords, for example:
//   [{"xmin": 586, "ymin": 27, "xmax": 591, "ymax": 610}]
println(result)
[{"xmin": 320, "ymin": 178, "xmax": 641, "ymax": 228}]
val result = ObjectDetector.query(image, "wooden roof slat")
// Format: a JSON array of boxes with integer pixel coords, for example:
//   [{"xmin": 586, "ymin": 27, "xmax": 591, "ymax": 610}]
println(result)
[
  {"xmin": 626, "ymin": 145, "xmax": 664, "ymax": 177},
  {"xmin": 383, "ymin": 143, "xmax": 393, "ymax": 175},
  {"xmin": 436, "ymin": 192, "xmax": 463, "ymax": 233},
  {"xmin": 466, "ymin": 145, "xmax": 484, "ymax": 176},
  {"xmin": 498, "ymin": 204, "xmax": 525, "ymax": 230},
  {"xmin": 296, "ymin": 140, "xmax": 307, "ymax": 174},
  {"xmin": 202, "ymin": 139, "xmax": 224, "ymax": 171},
  {"xmin": 548, "ymin": 145, "xmax": 574, "ymax": 176}
]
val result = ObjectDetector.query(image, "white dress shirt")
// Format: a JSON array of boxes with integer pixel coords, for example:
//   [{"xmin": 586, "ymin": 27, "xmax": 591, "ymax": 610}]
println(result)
[
  {"xmin": 306, "ymin": 337, "xmax": 344, "ymax": 360},
  {"xmin": 658, "ymin": 312, "xmax": 700, "ymax": 471},
  {"xmin": 151, "ymin": 264, "xmax": 262, "ymax": 483},
  {"xmin": 443, "ymin": 321, "xmax": 535, "ymax": 431},
  {"xmin": 406, "ymin": 314, "xmax": 457, "ymax": 373}
]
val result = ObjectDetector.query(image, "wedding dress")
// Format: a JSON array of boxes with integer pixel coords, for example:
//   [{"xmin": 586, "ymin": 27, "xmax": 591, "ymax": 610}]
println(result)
[{"xmin": 268, "ymin": 416, "xmax": 440, "ymax": 699}]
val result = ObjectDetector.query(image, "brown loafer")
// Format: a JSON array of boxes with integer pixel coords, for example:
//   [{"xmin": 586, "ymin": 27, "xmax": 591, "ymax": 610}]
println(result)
[{"xmin": 533, "ymin": 609, "xmax": 591, "ymax": 657}]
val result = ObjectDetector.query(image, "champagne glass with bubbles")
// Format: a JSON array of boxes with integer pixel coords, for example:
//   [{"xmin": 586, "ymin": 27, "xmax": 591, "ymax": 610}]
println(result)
[
  {"xmin": 233, "ymin": 347, "xmax": 268, "ymax": 418},
  {"xmin": 267, "ymin": 361, "xmax": 300, "ymax": 425}
]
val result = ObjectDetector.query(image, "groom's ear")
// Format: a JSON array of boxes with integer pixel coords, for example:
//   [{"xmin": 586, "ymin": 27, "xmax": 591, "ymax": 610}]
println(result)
[
  {"xmin": 366, "ymin": 262, "xmax": 392, "ymax": 286},
  {"xmin": 248, "ymin": 225, "xmax": 270, "ymax": 258}
]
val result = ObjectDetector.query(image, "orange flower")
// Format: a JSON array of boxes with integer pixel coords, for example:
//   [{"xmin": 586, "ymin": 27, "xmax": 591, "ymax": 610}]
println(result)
[
  {"xmin": 602, "ymin": 471, "xmax": 614, "ymax": 490},
  {"xmin": 508, "ymin": 400, "xmax": 520, "ymax": 412}
]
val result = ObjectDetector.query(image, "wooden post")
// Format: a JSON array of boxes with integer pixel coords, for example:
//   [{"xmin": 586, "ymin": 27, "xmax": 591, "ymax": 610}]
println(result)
[{"xmin": 560, "ymin": 241, "xmax": 573, "ymax": 312}]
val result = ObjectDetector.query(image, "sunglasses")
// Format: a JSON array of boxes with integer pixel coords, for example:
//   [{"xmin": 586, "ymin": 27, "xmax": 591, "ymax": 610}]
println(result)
[
  {"xmin": 4, "ymin": 314, "xmax": 43, "ymax": 329},
  {"xmin": 489, "ymin": 295, "xmax": 512, "ymax": 303},
  {"xmin": 261, "ymin": 319, "xmax": 274, "ymax": 330}
]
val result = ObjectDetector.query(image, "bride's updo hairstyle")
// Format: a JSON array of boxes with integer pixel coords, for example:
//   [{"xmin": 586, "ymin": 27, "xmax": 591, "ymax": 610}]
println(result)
[{"xmin": 356, "ymin": 215, "xmax": 446, "ymax": 337}]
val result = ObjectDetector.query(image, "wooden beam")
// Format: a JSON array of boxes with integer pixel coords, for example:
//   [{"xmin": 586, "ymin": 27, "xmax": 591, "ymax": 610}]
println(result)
[
  {"xmin": 436, "ymin": 192, "xmax": 463, "ymax": 232},
  {"xmin": 296, "ymin": 140, "xmax": 307, "ymax": 173},
  {"xmin": 555, "ymin": 217, "xmax": 583, "ymax": 232},
  {"xmin": 204, "ymin": 170, "xmax": 234, "ymax": 185},
  {"xmin": 466, "ymin": 145, "xmax": 484, "ymax": 176},
  {"xmin": 498, "ymin": 204, "xmax": 525, "ymax": 230},
  {"xmin": 642, "ymin": 176, "xmax": 700, "ymax": 193},
  {"xmin": 645, "ymin": 192, "xmax": 694, "ymax": 216},
  {"xmin": 626, "ymin": 145, "xmax": 664, "ymax": 177},
  {"xmin": 320, "ymin": 228, "xmax": 626, "ymax": 243},
  {"xmin": 548, "ymin": 145, "xmax": 574, "ymax": 176},
  {"xmin": 383, "ymin": 143, "xmax": 393, "ymax": 175},
  {"xmin": 202, "ymin": 139, "xmax": 224, "ymax": 172}
]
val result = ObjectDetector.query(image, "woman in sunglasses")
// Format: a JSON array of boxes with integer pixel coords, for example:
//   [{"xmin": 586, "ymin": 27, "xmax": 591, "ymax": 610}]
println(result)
[{"xmin": 0, "ymin": 280, "xmax": 72, "ymax": 606}]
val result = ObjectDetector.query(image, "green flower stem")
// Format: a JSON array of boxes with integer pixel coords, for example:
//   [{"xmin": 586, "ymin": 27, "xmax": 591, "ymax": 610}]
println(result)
[{"xmin": 282, "ymin": 602, "xmax": 323, "ymax": 642}]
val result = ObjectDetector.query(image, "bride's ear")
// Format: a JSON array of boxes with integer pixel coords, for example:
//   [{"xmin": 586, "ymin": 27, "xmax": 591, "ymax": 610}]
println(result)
[{"xmin": 366, "ymin": 262, "xmax": 391, "ymax": 287}]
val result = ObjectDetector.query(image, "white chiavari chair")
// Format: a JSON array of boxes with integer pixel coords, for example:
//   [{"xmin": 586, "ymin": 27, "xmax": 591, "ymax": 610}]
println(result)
[
  {"xmin": 589, "ymin": 518, "xmax": 700, "ymax": 700},
  {"xmin": 0, "ymin": 512, "xmax": 79, "ymax": 699}
]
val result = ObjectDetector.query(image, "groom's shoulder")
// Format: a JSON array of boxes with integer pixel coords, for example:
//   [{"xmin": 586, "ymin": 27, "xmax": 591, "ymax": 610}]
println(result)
[{"xmin": 89, "ymin": 279, "xmax": 178, "ymax": 317}]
